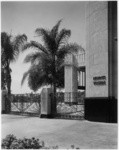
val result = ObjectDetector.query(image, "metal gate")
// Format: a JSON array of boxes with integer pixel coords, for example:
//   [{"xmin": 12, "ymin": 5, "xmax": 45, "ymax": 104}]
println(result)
[
  {"xmin": 10, "ymin": 94, "xmax": 41, "ymax": 117},
  {"xmin": 56, "ymin": 92, "xmax": 85, "ymax": 120}
]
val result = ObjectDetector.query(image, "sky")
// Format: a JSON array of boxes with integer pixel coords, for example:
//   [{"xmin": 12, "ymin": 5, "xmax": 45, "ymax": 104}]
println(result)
[{"xmin": 1, "ymin": 1, "xmax": 86, "ymax": 94}]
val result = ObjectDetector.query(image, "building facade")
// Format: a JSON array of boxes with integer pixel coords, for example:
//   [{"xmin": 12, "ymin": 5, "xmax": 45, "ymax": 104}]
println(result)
[{"xmin": 65, "ymin": 1, "xmax": 117, "ymax": 122}]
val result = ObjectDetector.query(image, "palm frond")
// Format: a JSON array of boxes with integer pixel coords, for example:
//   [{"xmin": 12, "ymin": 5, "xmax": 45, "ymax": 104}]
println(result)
[
  {"xmin": 1, "ymin": 32, "xmax": 27, "ymax": 63},
  {"xmin": 21, "ymin": 71, "xmax": 30, "ymax": 86},
  {"xmin": 1, "ymin": 32, "xmax": 10, "ymax": 45},
  {"xmin": 56, "ymin": 58, "xmax": 64, "ymax": 72},
  {"xmin": 58, "ymin": 43, "xmax": 79, "ymax": 55},
  {"xmin": 21, "ymin": 59, "xmax": 53, "ymax": 91},
  {"xmin": 35, "ymin": 28, "xmax": 50, "ymax": 41},
  {"xmin": 12, "ymin": 34, "xmax": 27, "ymax": 61},
  {"xmin": 21, "ymin": 64, "xmax": 39, "ymax": 86},
  {"xmin": 56, "ymin": 29, "xmax": 71, "ymax": 47},
  {"xmin": 35, "ymin": 28, "xmax": 55, "ymax": 53},
  {"xmin": 1, "ymin": 32, "xmax": 14, "ymax": 62},
  {"xmin": 27, "ymin": 65, "xmax": 52, "ymax": 91},
  {"xmin": 23, "ymin": 52, "xmax": 42, "ymax": 63},
  {"xmin": 57, "ymin": 48, "xmax": 68, "ymax": 60},
  {"xmin": 28, "ymin": 70, "xmax": 46, "ymax": 91},
  {"xmin": 23, "ymin": 41, "xmax": 48, "ymax": 54},
  {"xmin": 56, "ymin": 43, "xmax": 80, "ymax": 69},
  {"xmin": 13, "ymin": 34, "xmax": 27, "ymax": 50},
  {"xmin": 51, "ymin": 19, "xmax": 62, "ymax": 38}
]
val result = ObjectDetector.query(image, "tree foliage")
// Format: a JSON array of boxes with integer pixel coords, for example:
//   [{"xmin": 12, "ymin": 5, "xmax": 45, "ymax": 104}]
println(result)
[
  {"xmin": 1, "ymin": 32, "xmax": 27, "ymax": 93},
  {"xmin": 22, "ymin": 20, "xmax": 79, "ymax": 92}
]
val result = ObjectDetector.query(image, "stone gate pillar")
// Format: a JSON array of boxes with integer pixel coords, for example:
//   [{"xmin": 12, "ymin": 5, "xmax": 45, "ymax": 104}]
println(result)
[
  {"xmin": 40, "ymin": 88, "xmax": 52, "ymax": 118},
  {"xmin": 64, "ymin": 54, "xmax": 78, "ymax": 103}
]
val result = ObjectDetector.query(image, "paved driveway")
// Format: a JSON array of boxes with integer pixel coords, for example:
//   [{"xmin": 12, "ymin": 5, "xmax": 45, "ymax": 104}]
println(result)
[{"xmin": 1, "ymin": 114, "xmax": 118, "ymax": 149}]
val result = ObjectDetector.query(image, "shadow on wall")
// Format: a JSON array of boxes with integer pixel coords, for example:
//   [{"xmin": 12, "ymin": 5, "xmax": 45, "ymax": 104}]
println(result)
[{"xmin": 84, "ymin": 97, "xmax": 117, "ymax": 123}]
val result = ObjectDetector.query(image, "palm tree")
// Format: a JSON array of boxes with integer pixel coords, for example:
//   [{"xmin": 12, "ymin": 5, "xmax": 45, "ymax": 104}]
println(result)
[
  {"xmin": 1, "ymin": 32, "xmax": 27, "ymax": 112},
  {"xmin": 21, "ymin": 20, "xmax": 79, "ymax": 116}
]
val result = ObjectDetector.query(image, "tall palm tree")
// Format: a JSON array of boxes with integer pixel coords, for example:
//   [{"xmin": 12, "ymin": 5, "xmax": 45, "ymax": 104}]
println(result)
[
  {"xmin": 21, "ymin": 20, "xmax": 79, "ymax": 115},
  {"xmin": 1, "ymin": 32, "xmax": 27, "ymax": 112}
]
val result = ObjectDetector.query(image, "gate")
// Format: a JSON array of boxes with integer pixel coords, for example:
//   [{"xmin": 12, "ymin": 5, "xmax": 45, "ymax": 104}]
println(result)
[
  {"xmin": 56, "ymin": 92, "xmax": 85, "ymax": 120},
  {"xmin": 10, "ymin": 94, "xmax": 41, "ymax": 117}
]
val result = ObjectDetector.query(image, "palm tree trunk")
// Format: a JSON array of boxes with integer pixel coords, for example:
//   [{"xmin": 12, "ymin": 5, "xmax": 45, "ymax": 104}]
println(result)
[
  {"xmin": 51, "ymin": 55, "xmax": 57, "ymax": 116},
  {"xmin": 52, "ymin": 80, "xmax": 57, "ymax": 116},
  {"xmin": 6, "ymin": 61, "xmax": 11, "ymax": 113}
]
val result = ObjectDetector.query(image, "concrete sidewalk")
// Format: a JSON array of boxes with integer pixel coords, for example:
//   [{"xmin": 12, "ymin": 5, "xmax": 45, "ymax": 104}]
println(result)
[{"xmin": 1, "ymin": 114, "xmax": 118, "ymax": 149}]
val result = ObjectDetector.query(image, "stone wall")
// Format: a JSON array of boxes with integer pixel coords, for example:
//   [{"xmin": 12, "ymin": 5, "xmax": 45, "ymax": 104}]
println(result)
[
  {"xmin": 86, "ymin": 1, "xmax": 109, "ymax": 97},
  {"xmin": 85, "ymin": 1, "xmax": 117, "ymax": 122},
  {"xmin": 65, "ymin": 54, "xmax": 78, "ymax": 102}
]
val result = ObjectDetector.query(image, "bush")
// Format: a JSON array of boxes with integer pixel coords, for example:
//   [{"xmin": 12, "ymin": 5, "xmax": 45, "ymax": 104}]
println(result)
[
  {"xmin": 2, "ymin": 134, "xmax": 46, "ymax": 149},
  {"xmin": 2, "ymin": 134, "xmax": 80, "ymax": 149},
  {"xmin": 2, "ymin": 134, "xmax": 17, "ymax": 149}
]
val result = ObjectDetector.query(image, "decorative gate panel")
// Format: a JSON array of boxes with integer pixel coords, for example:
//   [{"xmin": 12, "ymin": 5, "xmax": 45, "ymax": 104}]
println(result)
[
  {"xmin": 10, "ymin": 94, "xmax": 41, "ymax": 116},
  {"xmin": 56, "ymin": 92, "xmax": 85, "ymax": 120}
]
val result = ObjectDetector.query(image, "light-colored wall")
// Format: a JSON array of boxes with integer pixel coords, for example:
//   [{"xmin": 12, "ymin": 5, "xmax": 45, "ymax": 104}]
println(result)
[
  {"xmin": 72, "ymin": 66, "xmax": 78, "ymax": 93},
  {"xmin": 65, "ymin": 66, "xmax": 73, "ymax": 92},
  {"xmin": 65, "ymin": 54, "xmax": 78, "ymax": 93},
  {"xmin": 65, "ymin": 54, "xmax": 78, "ymax": 102},
  {"xmin": 86, "ymin": 2, "xmax": 109, "ymax": 97},
  {"xmin": 41, "ymin": 88, "xmax": 52, "ymax": 115}
]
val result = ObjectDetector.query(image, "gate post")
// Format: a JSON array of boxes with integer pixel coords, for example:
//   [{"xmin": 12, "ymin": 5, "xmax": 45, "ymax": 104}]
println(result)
[
  {"xmin": 40, "ymin": 88, "xmax": 52, "ymax": 118},
  {"xmin": 64, "ymin": 54, "xmax": 78, "ymax": 103}
]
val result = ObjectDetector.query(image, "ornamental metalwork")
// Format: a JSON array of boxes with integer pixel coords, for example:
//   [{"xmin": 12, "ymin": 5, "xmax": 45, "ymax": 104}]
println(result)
[{"xmin": 10, "ymin": 94, "xmax": 41, "ymax": 116}]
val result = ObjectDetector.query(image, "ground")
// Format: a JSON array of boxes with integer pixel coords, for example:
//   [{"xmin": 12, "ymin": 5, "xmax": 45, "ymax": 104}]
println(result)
[{"xmin": 1, "ymin": 114, "xmax": 118, "ymax": 149}]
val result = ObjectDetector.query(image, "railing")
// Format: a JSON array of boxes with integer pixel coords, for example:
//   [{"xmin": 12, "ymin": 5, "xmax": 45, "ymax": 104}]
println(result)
[
  {"xmin": 56, "ymin": 92, "xmax": 85, "ymax": 119},
  {"xmin": 64, "ymin": 92, "xmax": 84, "ymax": 104},
  {"xmin": 56, "ymin": 92, "xmax": 85, "ymax": 104},
  {"xmin": 11, "ymin": 94, "xmax": 41, "ymax": 102}
]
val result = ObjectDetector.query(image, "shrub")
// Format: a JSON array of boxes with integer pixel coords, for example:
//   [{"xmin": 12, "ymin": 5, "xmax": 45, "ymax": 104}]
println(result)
[
  {"xmin": 2, "ymin": 135, "xmax": 45, "ymax": 149},
  {"xmin": 2, "ymin": 134, "xmax": 80, "ymax": 149}
]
